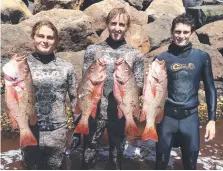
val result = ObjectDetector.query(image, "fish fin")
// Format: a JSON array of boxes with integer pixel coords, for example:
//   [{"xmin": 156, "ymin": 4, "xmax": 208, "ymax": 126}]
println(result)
[
  {"xmin": 140, "ymin": 111, "xmax": 146, "ymax": 122},
  {"xmin": 29, "ymin": 114, "xmax": 38, "ymax": 126},
  {"xmin": 74, "ymin": 118, "xmax": 89, "ymax": 135},
  {"xmin": 20, "ymin": 129, "xmax": 38, "ymax": 148},
  {"xmin": 101, "ymin": 128, "xmax": 108, "ymax": 144},
  {"xmin": 155, "ymin": 110, "xmax": 164, "ymax": 123},
  {"xmin": 91, "ymin": 106, "xmax": 97, "ymax": 119},
  {"xmin": 141, "ymin": 126, "xmax": 158, "ymax": 142},
  {"xmin": 74, "ymin": 104, "xmax": 81, "ymax": 115},
  {"xmin": 126, "ymin": 121, "xmax": 138, "ymax": 135},
  {"xmin": 133, "ymin": 106, "xmax": 140, "ymax": 119},
  {"xmin": 151, "ymin": 85, "xmax": 156, "ymax": 98},
  {"xmin": 119, "ymin": 84, "xmax": 125, "ymax": 98},
  {"xmin": 8, "ymin": 86, "xmax": 19, "ymax": 104},
  {"xmin": 91, "ymin": 85, "xmax": 102, "ymax": 100},
  {"xmin": 10, "ymin": 115, "xmax": 18, "ymax": 130},
  {"xmin": 117, "ymin": 105, "xmax": 123, "ymax": 119}
]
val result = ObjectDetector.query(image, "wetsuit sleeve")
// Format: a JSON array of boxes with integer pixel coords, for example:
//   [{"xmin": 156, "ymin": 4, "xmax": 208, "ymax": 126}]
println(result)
[
  {"xmin": 133, "ymin": 52, "xmax": 144, "ymax": 91},
  {"xmin": 67, "ymin": 65, "xmax": 78, "ymax": 113},
  {"xmin": 82, "ymin": 45, "xmax": 95, "ymax": 76},
  {"xmin": 201, "ymin": 53, "xmax": 217, "ymax": 121}
]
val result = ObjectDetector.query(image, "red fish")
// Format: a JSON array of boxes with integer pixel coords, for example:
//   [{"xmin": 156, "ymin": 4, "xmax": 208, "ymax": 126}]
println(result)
[
  {"xmin": 3, "ymin": 54, "xmax": 37, "ymax": 147},
  {"xmin": 74, "ymin": 58, "xmax": 107, "ymax": 135},
  {"xmin": 141, "ymin": 59, "xmax": 167, "ymax": 142},
  {"xmin": 113, "ymin": 58, "xmax": 140, "ymax": 135}
]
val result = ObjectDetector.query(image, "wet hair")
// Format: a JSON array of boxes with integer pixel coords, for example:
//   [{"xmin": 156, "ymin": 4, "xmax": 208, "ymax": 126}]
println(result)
[
  {"xmin": 171, "ymin": 13, "xmax": 196, "ymax": 33},
  {"xmin": 31, "ymin": 20, "xmax": 59, "ymax": 43},
  {"xmin": 106, "ymin": 7, "xmax": 131, "ymax": 28}
]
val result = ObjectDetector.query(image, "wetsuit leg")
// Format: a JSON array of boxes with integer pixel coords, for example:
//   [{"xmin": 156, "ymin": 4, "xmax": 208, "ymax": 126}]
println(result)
[
  {"xmin": 82, "ymin": 117, "xmax": 106, "ymax": 169},
  {"xmin": 21, "ymin": 125, "xmax": 43, "ymax": 170},
  {"xmin": 155, "ymin": 116, "xmax": 178, "ymax": 170},
  {"xmin": 40, "ymin": 125, "xmax": 68, "ymax": 169},
  {"xmin": 179, "ymin": 113, "xmax": 200, "ymax": 170},
  {"xmin": 107, "ymin": 92, "xmax": 126, "ymax": 170}
]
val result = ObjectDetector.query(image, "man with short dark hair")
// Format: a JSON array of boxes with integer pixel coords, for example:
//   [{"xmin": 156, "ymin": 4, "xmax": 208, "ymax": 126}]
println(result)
[{"xmin": 154, "ymin": 13, "xmax": 217, "ymax": 170}]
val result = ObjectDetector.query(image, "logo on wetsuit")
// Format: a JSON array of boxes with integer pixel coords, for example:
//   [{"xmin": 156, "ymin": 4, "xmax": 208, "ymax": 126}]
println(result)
[{"xmin": 171, "ymin": 63, "xmax": 195, "ymax": 71}]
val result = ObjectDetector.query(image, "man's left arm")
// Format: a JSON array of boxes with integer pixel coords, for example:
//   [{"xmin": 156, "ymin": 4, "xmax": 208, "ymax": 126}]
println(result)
[
  {"xmin": 202, "ymin": 53, "xmax": 217, "ymax": 141},
  {"xmin": 132, "ymin": 52, "xmax": 144, "ymax": 94}
]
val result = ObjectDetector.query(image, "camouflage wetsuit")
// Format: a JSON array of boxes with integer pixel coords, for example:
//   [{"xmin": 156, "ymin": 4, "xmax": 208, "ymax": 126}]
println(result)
[
  {"xmin": 21, "ymin": 52, "xmax": 77, "ymax": 169},
  {"xmin": 81, "ymin": 37, "xmax": 144, "ymax": 169},
  {"xmin": 155, "ymin": 42, "xmax": 217, "ymax": 169}
]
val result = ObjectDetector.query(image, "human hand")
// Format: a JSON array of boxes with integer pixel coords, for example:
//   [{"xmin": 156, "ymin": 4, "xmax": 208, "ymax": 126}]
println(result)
[{"xmin": 204, "ymin": 120, "xmax": 215, "ymax": 142}]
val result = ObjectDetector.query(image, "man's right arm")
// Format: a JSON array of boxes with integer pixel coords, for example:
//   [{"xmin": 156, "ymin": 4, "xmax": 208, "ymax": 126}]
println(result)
[{"xmin": 82, "ymin": 45, "xmax": 96, "ymax": 76}]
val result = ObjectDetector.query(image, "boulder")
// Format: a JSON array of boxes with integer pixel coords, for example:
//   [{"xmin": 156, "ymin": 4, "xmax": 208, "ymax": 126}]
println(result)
[
  {"xmin": 196, "ymin": 20, "xmax": 223, "ymax": 53},
  {"xmin": 1, "ymin": 24, "xmax": 33, "ymax": 62},
  {"xmin": 1, "ymin": 0, "xmax": 33, "ymax": 24},
  {"xmin": 143, "ymin": 18, "xmax": 172, "ymax": 50},
  {"xmin": 124, "ymin": 0, "xmax": 152, "ymax": 10},
  {"xmin": 193, "ymin": 43, "xmax": 223, "ymax": 80},
  {"xmin": 56, "ymin": 51, "xmax": 85, "ymax": 82},
  {"xmin": 33, "ymin": 0, "xmax": 84, "ymax": 14},
  {"xmin": 80, "ymin": 0, "xmax": 103, "ymax": 10},
  {"xmin": 145, "ymin": 0, "xmax": 185, "ymax": 20},
  {"xmin": 84, "ymin": 0, "xmax": 148, "ymax": 33},
  {"xmin": 99, "ymin": 24, "xmax": 150, "ymax": 54},
  {"xmin": 19, "ymin": 9, "xmax": 99, "ymax": 52},
  {"xmin": 182, "ymin": 0, "xmax": 203, "ymax": 8},
  {"xmin": 186, "ymin": 5, "xmax": 223, "ymax": 28}
]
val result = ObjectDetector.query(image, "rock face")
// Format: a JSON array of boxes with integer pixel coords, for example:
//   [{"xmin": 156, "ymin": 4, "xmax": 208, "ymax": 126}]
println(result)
[
  {"xmin": 84, "ymin": 0, "xmax": 148, "ymax": 32},
  {"xmin": 33, "ymin": 0, "xmax": 84, "ymax": 14},
  {"xmin": 99, "ymin": 24, "xmax": 150, "ymax": 54},
  {"xmin": 186, "ymin": 5, "xmax": 223, "ymax": 28},
  {"xmin": 145, "ymin": 0, "xmax": 185, "ymax": 19},
  {"xmin": 1, "ymin": 0, "xmax": 33, "ymax": 24},
  {"xmin": 56, "ymin": 51, "xmax": 85, "ymax": 82},
  {"xmin": 143, "ymin": 18, "xmax": 172, "ymax": 50},
  {"xmin": 196, "ymin": 20, "xmax": 223, "ymax": 53},
  {"xmin": 1, "ymin": 24, "xmax": 33, "ymax": 61},
  {"xmin": 19, "ymin": 9, "xmax": 99, "ymax": 52}
]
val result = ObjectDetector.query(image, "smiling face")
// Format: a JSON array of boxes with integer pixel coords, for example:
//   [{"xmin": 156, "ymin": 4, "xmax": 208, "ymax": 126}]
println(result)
[
  {"xmin": 172, "ymin": 23, "xmax": 192, "ymax": 47},
  {"xmin": 107, "ymin": 14, "xmax": 128, "ymax": 41},
  {"xmin": 33, "ymin": 26, "xmax": 57, "ymax": 55}
]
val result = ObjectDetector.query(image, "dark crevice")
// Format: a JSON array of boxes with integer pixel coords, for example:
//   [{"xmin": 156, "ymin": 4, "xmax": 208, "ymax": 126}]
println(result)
[
  {"xmin": 219, "ymin": 48, "xmax": 223, "ymax": 57},
  {"xmin": 196, "ymin": 33, "xmax": 211, "ymax": 45}
]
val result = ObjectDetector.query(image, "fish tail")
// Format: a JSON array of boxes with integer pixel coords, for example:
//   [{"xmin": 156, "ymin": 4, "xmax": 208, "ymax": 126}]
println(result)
[
  {"xmin": 126, "ymin": 121, "xmax": 138, "ymax": 135},
  {"xmin": 20, "ymin": 129, "xmax": 38, "ymax": 148},
  {"xmin": 74, "ymin": 118, "xmax": 89, "ymax": 135},
  {"xmin": 141, "ymin": 126, "xmax": 158, "ymax": 142}
]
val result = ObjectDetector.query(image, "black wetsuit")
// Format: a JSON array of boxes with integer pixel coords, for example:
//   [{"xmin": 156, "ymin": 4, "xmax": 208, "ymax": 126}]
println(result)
[{"xmin": 154, "ymin": 42, "xmax": 217, "ymax": 170}]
